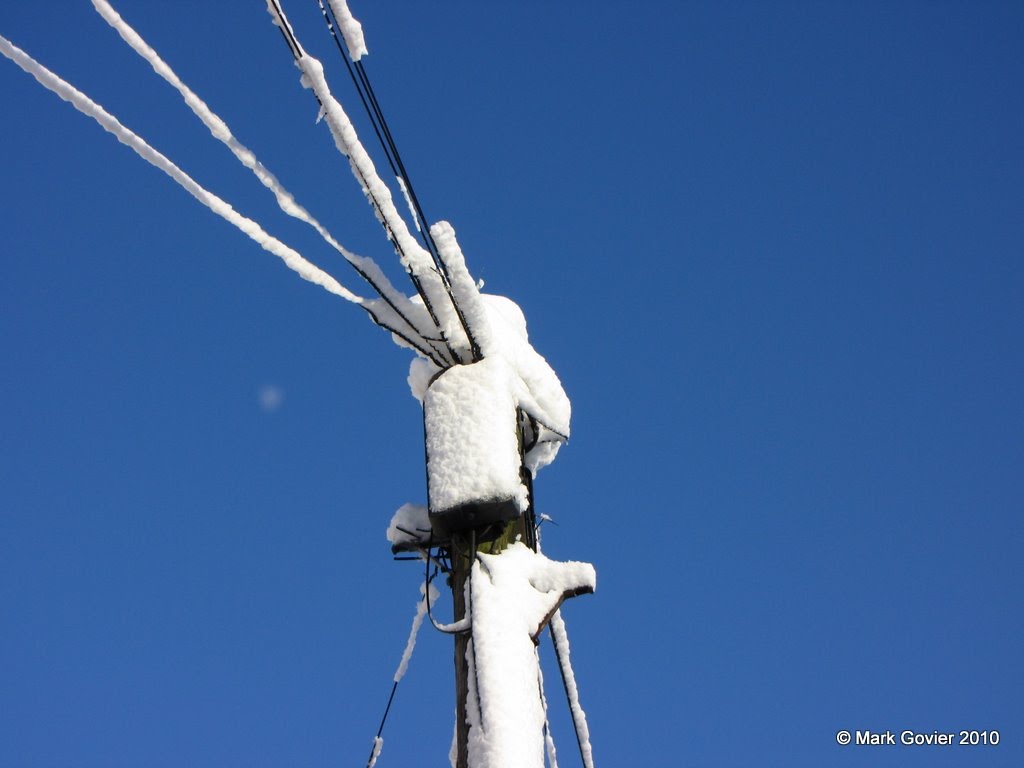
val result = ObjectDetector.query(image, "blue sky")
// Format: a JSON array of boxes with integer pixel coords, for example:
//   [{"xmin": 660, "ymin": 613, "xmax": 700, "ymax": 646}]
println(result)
[{"xmin": 2, "ymin": 2, "xmax": 1022, "ymax": 766}]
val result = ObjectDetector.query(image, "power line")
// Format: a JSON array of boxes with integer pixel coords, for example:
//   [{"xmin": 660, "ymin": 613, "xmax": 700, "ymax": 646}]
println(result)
[{"xmin": 316, "ymin": 0, "xmax": 483, "ymax": 363}]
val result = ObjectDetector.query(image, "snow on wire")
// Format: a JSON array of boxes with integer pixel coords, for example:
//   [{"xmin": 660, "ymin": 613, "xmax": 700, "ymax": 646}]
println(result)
[{"xmin": 2, "ymin": 2, "xmax": 596, "ymax": 766}]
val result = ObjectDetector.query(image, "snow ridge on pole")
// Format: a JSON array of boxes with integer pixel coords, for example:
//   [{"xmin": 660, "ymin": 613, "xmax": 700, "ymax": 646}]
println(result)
[{"xmin": 465, "ymin": 544, "xmax": 595, "ymax": 768}]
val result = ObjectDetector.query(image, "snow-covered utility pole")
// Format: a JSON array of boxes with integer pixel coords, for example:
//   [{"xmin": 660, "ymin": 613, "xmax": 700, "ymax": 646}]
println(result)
[{"xmin": 1, "ymin": 2, "xmax": 596, "ymax": 765}]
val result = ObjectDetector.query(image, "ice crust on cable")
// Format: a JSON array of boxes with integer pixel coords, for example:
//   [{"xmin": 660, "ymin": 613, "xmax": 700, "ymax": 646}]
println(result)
[
  {"xmin": 465, "ymin": 543, "xmax": 595, "ymax": 768},
  {"xmin": 0, "ymin": 33, "xmax": 360, "ymax": 305},
  {"xmin": 327, "ymin": 0, "xmax": 368, "ymax": 61}
]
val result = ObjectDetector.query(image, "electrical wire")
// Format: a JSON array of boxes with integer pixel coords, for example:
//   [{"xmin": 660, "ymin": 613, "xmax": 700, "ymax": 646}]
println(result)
[
  {"xmin": 316, "ymin": 0, "xmax": 483, "ymax": 363},
  {"xmin": 266, "ymin": 0, "xmax": 458, "ymax": 366}
]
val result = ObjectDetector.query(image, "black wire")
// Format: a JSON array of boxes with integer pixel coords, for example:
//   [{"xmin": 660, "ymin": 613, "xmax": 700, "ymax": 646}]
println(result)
[
  {"xmin": 264, "ymin": 0, "xmax": 455, "ymax": 367},
  {"xmin": 317, "ymin": 0, "xmax": 483, "ymax": 363},
  {"xmin": 364, "ymin": 680, "xmax": 397, "ymax": 768},
  {"xmin": 318, "ymin": 1, "xmax": 402, "ymax": 182},
  {"xmin": 355, "ymin": 57, "xmax": 483, "ymax": 361}
]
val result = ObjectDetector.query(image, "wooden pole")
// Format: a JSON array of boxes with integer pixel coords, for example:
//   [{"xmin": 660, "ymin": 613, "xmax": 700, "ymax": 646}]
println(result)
[
  {"xmin": 450, "ymin": 515, "xmax": 533, "ymax": 768},
  {"xmin": 452, "ymin": 532, "xmax": 471, "ymax": 768}
]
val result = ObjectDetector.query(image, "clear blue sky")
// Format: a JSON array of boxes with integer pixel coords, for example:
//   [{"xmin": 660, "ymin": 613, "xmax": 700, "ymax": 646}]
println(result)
[{"xmin": 2, "ymin": 2, "xmax": 1022, "ymax": 766}]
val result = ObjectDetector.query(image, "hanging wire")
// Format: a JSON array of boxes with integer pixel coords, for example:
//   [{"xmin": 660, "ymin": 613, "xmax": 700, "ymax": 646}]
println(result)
[{"xmin": 549, "ymin": 616, "xmax": 594, "ymax": 768}]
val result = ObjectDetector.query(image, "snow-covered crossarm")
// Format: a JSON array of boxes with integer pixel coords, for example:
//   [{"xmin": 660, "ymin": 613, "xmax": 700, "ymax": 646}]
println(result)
[
  {"xmin": 466, "ymin": 544, "xmax": 595, "ymax": 768},
  {"xmin": 0, "ymin": 33, "xmax": 360, "ymax": 305}
]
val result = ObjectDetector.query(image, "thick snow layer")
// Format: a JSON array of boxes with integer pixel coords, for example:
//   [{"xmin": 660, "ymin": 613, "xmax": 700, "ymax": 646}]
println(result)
[
  {"xmin": 413, "ymin": 292, "xmax": 572, "ymax": 484},
  {"xmin": 0, "ymin": 33, "xmax": 359, "ymax": 304},
  {"xmin": 424, "ymin": 357, "xmax": 527, "ymax": 514},
  {"xmin": 407, "ymin": 357, "xmax": 441, "ymax": 403},
  {"xmin": 428, "ymin": 223, "xmax": 572, "ymax": 464},
  {"xmin": 327, "ymin": 0, "xmax": 368, "ymax": 61},
  {"xmin": 431, "ymin": 221, "xmax": 492, "ymax": 359},
  {"xmin": 484, "ymin": 295, "xmax": 570, "ymax": 444},
  {"xmin": 386, "ymin": 502, "xmax": 431, "ymax": 548},
  {"xmin": 465, "ymin": 544, "xmax": 595, "ymax": 768}
]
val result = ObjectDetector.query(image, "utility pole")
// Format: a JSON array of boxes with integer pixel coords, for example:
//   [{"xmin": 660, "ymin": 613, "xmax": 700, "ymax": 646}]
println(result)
[{"xmin": 3, "ymin": 1, "xmax": 598, "ymax": 764}]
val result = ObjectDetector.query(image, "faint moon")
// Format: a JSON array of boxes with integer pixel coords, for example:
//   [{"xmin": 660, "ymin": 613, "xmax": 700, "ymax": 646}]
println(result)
[{"xmin": 258, "ymin": 385, "xmax": 284, "ymax": 413}]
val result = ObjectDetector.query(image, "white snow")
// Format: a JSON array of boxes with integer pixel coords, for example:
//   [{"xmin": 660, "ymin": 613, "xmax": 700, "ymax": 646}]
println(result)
[
  {"xmin": 394, "ymin": 581, "xmax": 438, "ymax": 682},
  {"xmin": 397, "ymin": 176, "xmax": 421, "ymax": 232},
  {"xmin": 407, "ymin": 356, "xmax": 441, "ymax": 403},
  {"xmin": 550, "ymin": 610, "xmax": 594, "ymax": 768},
  {"xmin": 484, "ymin": 295, "xmax": 571, "ymax": 445},
  {"xmin": 266, "ymin": 0, "xmax": 468, "ymax": 363},
  {"xmin": 431, "ymin": 221, "xmax": 493, "ymax": 358},
  {"xmin": 327, "ymin": 0, "xmax": 368, "ymax": 61},
  {"xmin": 94, "ymin": 0, "xmax": 438, "ymax": 359},
  {"xmin": 465, "ymin": 543, "xmax": 595, "ymax": 768},
  {"xmin": 0, "ymin": 33, "xmax": 360, "ymax": 305},
  {"xmin": 386, "ymin": 502, "xmax": 432, "ymax": 549},
  {"xmin": 424, "ymin": 356, "xmax": 527, "ymax": 515},
  {"xmin": 538, "ymin": 666, "xmax": 559, "ymax": 768},
  {"xmin": 367, "ymin": 735, "xmax": 383, "ymax": 767},
  {"xmin": 417, "ymin": 289, "xmax": 571, "ymax": 477}
]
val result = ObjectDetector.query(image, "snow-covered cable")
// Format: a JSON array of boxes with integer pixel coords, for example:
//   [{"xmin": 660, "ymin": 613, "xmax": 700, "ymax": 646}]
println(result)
[
  {"xmin": 0, "ymin": 33, "xmax": 359, "ymax": 304},
  {"xmin": 91, "ymin": 0, "xmax": 440, "ymax": 361},
  {"xmin": 268, "ymin": 0, "xmax": 477, "ymax": 365},
  {"xmin": 366, "ymin": 736, "xmax": 383, "ymax": 768},
  {"xmin": 326, "ymin": 0, "xmax": 368, "ymax": 61},
  {"xmin": 363, "ymin": 581, "xmax": 435, "ymax": 768},
  {"xmin": 394, "ymin": 581, "xmax": 436, "ymax": 682},
  {"xmin": 550, "ymin": 610, "xmax": 594, "ymax": 768}
]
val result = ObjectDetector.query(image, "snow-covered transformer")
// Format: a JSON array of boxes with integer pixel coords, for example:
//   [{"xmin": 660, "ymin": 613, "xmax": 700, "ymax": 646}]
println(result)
[{"xmin": 417, "ymin": 293, "xmax": 571, "ymax": 544}]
